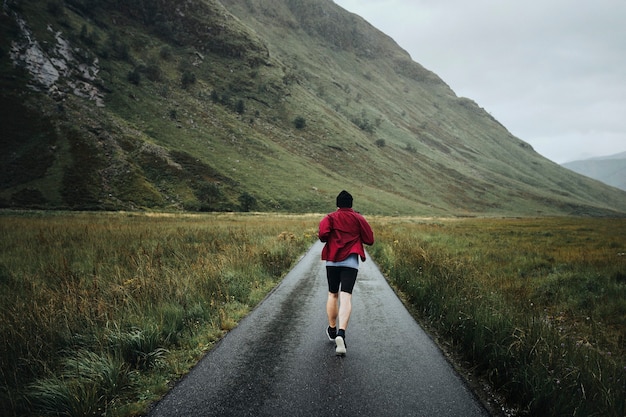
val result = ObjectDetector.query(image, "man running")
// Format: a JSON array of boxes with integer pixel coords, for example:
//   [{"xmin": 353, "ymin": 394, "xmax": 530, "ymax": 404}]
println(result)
[{"xmin": 318, "ymin": 190, "xmax": 374, "ymax": 355}]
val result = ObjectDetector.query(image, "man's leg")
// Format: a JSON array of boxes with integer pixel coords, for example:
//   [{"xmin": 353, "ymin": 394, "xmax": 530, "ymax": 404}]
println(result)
[
  {"xmin": 337, "ymin": 267, "xmax": 357, "ymax": 332},
  {"xmin": 326, "ymin": 292, "xmax": 339, "ymax": 328},
  {"xmin": 326, "ymin": 266, "xmax": 341, "ymax": 339},
  {"xmin": 335, "ymin": 291, "xmax": 351, "ymax": 355},
  {"xmin": 337, "ymin": 291, "xmax": 352, "ymax": 331},
  {"xmin": 335, "ymin": 268, "xmax": 356, "ymax": 355}
]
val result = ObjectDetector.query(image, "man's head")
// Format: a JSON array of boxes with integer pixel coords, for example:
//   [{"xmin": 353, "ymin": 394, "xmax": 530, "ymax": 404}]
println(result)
[{"xmin": 336, "ymin": 190, "xmax": 353, "ymax": 208}]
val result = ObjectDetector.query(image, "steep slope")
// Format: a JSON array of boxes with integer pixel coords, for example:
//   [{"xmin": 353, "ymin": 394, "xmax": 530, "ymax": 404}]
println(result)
[
  {"xmin": 1, "ymin": 0, "xmax": 625, "ymax": 216},
  {"xmin": 562, "ymin": 152, "xmax": 626, "ymax": 192}
]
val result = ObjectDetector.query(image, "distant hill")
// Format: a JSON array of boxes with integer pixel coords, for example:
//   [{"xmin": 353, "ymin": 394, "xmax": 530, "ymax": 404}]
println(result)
[
  {"xmin": 562, "ymin": 152, "xmax": 626, "ymax": 192},
  {"xmin": 2, "ymin": 0, "xmax": 626, "ymax": 216}
]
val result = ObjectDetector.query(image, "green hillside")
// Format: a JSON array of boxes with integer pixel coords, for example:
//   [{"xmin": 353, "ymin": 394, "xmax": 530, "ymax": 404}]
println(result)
[{"xmin": 2, "ymin": 0, "xmax": 626, "ymax": 216}]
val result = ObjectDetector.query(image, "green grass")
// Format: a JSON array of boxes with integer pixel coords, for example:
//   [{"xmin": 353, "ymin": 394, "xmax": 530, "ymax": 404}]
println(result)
[
  {"xmin": 1, "ymin": 213, "xmax": 624, "ymax": 416},
  {"xmin": 370, "ymin": 216, "xmax": 626, "ymax": 416},
  {"xmin": 0, "ymin": 211, "xmax": 318, "ymax": 416}
]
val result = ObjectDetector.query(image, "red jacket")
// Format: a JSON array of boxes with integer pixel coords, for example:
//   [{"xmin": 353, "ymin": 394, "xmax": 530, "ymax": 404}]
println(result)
[{"xmin": 319, "ymin": 208, "xmax": 374, "ymax": 262}]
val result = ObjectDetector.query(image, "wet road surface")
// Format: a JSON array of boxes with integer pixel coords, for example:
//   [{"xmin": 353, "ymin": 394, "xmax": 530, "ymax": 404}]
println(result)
[{"xmin": 147, "ymin": 241, "xmax": 491, "ymax": 417}]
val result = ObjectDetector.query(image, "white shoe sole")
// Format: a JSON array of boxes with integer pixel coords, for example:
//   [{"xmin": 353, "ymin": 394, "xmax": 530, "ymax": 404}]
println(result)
[{"xmin": 335, "ymin": 336, "xmax": 346, "ymax": 355}]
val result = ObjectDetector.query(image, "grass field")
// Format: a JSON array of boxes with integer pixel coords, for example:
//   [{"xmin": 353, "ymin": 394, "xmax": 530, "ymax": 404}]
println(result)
[
  {"xmin": 370, "ymin": 216, "xmax": 626, "ymax": 416},
  {"xmin": 0, "ymin": 212, "xmax": 624, "ymax": 416},
  {"xmin": 0, "ymin": 211, "xmax": 318, "ymax": 416}
]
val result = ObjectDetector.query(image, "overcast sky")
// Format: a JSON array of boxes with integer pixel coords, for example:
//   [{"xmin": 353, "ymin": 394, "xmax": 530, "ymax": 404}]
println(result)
[{"xmin": 334, "ymin": 0, "xmax": 626, "ymax": 164}]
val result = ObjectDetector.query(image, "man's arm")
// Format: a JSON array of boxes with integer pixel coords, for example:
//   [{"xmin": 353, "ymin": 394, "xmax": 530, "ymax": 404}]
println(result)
[
  {"xmin": 359, "ymin": 217, "xmax": 374, "ymax": 246},
  {"xmin": 318, "ymin": 215, "xmax": 332, "ymax": 242}
]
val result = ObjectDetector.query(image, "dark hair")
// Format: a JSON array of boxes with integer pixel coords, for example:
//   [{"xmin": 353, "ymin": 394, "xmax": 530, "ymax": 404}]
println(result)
[{"xmin": 336, "ymin": 190, "xmax": 353, "ymax": 208}]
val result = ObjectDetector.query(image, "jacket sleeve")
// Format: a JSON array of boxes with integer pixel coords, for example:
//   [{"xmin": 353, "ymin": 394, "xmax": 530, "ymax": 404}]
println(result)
[
  {"xmin": 359, "ymin": 216, "xmax": 374, "ymax": 246},
  {"xmin": 318, "ymin": 215, "xmax": 332, "ymax": 242}
]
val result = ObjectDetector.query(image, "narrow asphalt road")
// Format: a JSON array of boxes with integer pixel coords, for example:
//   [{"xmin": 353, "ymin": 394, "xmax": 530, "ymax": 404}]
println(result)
[{"xmin": 147, "ymin": 241, "xmax": 491, "ymax": 417}]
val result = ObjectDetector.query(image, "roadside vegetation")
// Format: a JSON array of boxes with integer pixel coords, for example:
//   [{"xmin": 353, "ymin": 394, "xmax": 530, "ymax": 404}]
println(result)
[
  {"xmin": 370, "ymin": 216, "xmax": 625, "ymax": 417},
  {"xmin": 0, "ymin": 211, "xmax": 317, "ymax": 416},
  {"xmin": 1, "ymin": 212, "xmax": 624, "ymax": 416}
]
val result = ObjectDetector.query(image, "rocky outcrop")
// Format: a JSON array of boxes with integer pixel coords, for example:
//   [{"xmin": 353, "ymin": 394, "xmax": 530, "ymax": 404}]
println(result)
[{"xmin": 9, "ymin": 13, "xmax": 104, "ymax": 106}]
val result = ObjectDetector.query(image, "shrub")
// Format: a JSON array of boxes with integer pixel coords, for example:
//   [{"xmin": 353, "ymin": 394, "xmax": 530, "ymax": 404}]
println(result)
[
  {"xmin": 181, "ymin": 71, "xmax": 196, "ymax": 89},
  {"xmin": 238, "ymin": 192, "xmax": 256, "ymax": 212},
  {"xmin": 127, "ymin": 68, "xmax": 141, "ymax": 85},
  {"xmin": 351, "ymin": 115, "xmax": 375, "ymax": 133},
  {"xmin": 235, "ymin": 99, "xmax": 245, "ymax": 114},
  {"xmin": 294, "ymin": 116, "xmax": 306, "ymax": 129}
]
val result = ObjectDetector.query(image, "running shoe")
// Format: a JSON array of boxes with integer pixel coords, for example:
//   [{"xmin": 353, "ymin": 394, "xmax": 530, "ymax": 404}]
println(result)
[
  {"xmin": 326, "ymin": 326, "xmax": 337, "ymax": 341},
  {"xmin": 335, "ymin": 335, "xmax": 346, "ymax": 355}
]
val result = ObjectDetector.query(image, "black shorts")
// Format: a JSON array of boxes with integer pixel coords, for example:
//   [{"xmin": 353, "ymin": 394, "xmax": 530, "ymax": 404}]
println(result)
[{"xmin": 326, "ymin": 266, "xmax": 358, "ymax": 294}]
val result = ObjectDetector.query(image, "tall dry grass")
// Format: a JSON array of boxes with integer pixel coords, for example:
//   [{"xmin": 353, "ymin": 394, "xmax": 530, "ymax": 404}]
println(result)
[
  {"xmin": 370, "ymin": 216, "xmax": 625, "ymax": 416},
  {"xmin": 0, "ymin": 211, "xmax": 317, "ymax": 416},
  {"xmin": 3, "ymin": 212, "xmax": 624, "ymax": 416}
]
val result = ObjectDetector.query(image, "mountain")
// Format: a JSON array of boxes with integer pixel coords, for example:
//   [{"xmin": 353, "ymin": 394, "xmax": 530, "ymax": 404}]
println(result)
[
  {"xmin": 2, "ymin": 0, "xmax": 626, "ymax": 216},
  {"xmin": 562, "ymin": 152, "xmax": 626, "ymax": 192}
]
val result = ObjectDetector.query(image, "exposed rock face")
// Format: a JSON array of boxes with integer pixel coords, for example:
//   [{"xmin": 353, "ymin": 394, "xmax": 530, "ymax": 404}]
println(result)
[{"xmin": 9, "ymin": 14, "xmax": 104, "ymax": 107}]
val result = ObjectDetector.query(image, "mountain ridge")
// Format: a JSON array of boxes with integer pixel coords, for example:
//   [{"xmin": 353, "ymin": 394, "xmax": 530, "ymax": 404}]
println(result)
[
  {"xmin": 571, "ymin": 151, "xmax": 626, "ymax": 162},
  {"xmin": 562, "ymin": 152, "xmax": 626, "ymax": 192},
  {"xmin": 2, "ymin": 0, "xmax": 625, "ymax": 216}
]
